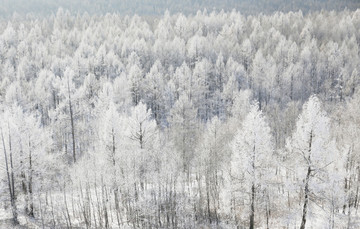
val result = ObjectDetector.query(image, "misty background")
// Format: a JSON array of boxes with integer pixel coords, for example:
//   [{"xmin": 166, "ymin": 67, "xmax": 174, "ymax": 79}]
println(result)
[{"xmin": 0, "ymin": 0, "xmax": 360, "ymax": 17}]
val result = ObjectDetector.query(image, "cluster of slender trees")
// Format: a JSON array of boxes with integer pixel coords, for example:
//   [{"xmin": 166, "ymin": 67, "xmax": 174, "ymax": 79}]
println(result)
[{"xmin": 0, "ymin": 8, "xmax": 360, "ymax": 228}]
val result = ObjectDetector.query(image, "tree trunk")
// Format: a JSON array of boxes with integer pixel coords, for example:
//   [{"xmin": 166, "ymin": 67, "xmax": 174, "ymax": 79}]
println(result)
[
  {"xmin": 28, "ymin": 141, "xmax": 34, "ymax": 217},
  {"xmin": 301, "ymin": 131, "xmax": 313, "ymax": 229},
  {"xmin": 1, "ymin": 131, "xmax": 19, "ymax": 225},
  {"xmin": 206, "ymin": 178, "xmax": 211, "ymax": 224},
  {"xmin": 63, "ymin": 182, "xmax": 72, "ymax": 228},
  {"xmin": 68, "ymin": 78, "xmax": 76, "ymax": 163},
  {"xmin": 300, "ymin": 166, "xmax": 311, "ymax": 229},
  {"xmin": 266, "ymin": 191, "xmax": 270, "ymax": 229},
  {"xmin": 21, "ymin": 163, "xmax": 29, "ymax": 214},
  {"xmin": 250, "ymin": 183, "xmax": 255, "ymax": 229}
]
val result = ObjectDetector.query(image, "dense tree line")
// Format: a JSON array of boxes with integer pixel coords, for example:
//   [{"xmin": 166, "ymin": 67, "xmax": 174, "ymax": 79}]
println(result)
[
  {"xmin": 1, "ymin": 0, "xmax": 360, "ymax": 17},
  {"xmin": 0, "ymin": 9, "xmax": 360, "ymax": 228}
]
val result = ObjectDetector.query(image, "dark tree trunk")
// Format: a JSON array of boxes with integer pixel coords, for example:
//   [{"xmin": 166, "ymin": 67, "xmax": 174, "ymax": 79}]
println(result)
[
  {"xmin": 1, "ymin": 131, "xmax": 19, "ymax": 225},
  {"xmin": 300, "ymin": 166, "xmax": 311, "ymax": 229},
  {"xmin": 68, "ymin": 78, "xmax": 76, "ymax": 163},
  {"xmin": 206, "ymin": 178, "xmax": 211, "ymax": 224},
  {"xmin": 301, "ymin": 131, "xmax": 313, "ymax": 229},
  {"xmin": 250, "ymin": 183, "xmax": 255, "ymax": 229},
  {"xmin": 28, "ymin": 145, "xmax": 34, "ymax": 217}
]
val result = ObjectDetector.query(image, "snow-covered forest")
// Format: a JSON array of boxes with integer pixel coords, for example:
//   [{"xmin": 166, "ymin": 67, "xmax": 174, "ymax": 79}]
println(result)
[
  {"xmin": 1, "ymin": 7, "xmax": 360, "ymax": 228},
  {"xmin": 1, "ymin": 0, "xmax": 360, "ymax": 16}
]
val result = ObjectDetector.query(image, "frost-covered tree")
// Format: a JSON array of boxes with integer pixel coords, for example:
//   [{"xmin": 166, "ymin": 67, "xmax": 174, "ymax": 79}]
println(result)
[
  {"xmin": 231, "ymin": 104, "xmax": 273, "ymax": 229},
  {"xmin": 1, "ymin": 104, "xmax": 52, "ymax": 221},
  {"xmin": 286, "ymin": 95, "xmax": 340, "ymax": 229},
  {"xmin": 55, "ymin": 67, "xmax": 78, "ymax": 163},
  {"xmin": 169, "ymin": 93, "xmax": 198, "ymax": 177},
  {"xmin": 196, "ymin": 116, "xmax": 228, "ymax": 224},
  {"xmin": 128, "ymin": 61, "xmax": 144, "ymax": 106}
]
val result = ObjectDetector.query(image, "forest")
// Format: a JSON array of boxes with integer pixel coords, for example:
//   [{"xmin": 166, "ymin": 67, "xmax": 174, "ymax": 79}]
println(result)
[
  {"xmin": 0, "ymin": 7, "xmax": 360, "ymax": 228},
  {"xmin": 1, "ymin": 0, "xmax": 360, "ymax": 17}
]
